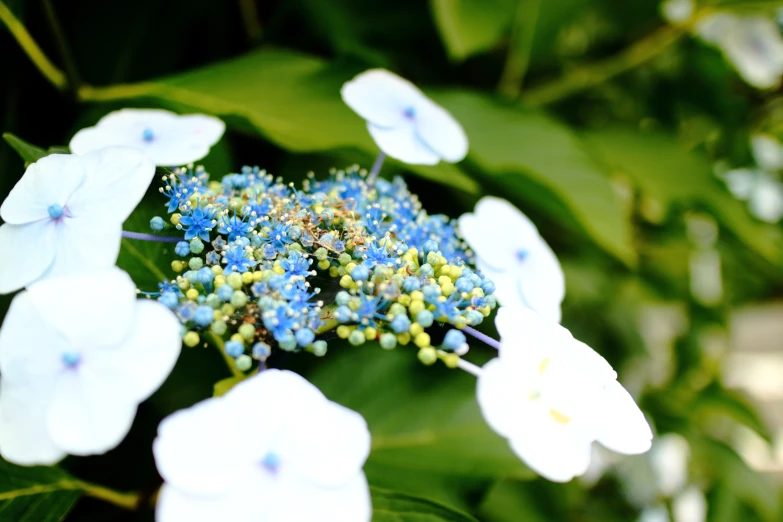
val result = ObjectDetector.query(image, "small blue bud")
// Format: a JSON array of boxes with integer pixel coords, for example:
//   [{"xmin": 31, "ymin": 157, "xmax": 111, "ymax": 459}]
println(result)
[
  {"xmin": 295, "ymin": 328, "xmax": 315, "ymax": 347},
  {"xmin": 422, "ymin": 240, "xmax": 439, "ymax": 255},
  {"xmin": 257, "ymin": 295, "xmax": 275, "ymax": 310},
  {"xmin": 184, "ymin": 270, "xmax": 199, "ymax": 283},
  {"xmin": 416, "ymin": 309, "xmax": 434, "ymax": 328},
  {"xmin": 261, "ymin": 451, "xmax": 281, "ymax": 472},
  {"xmin": 190, "ymin": 238, "xmax": 205, "ymax": 254},
  {"xmin": 277, "ymin": 331, "xmax": 297, "ymax": 352},
  {"xmin": 252, "ymin": 342, "xmax": 271, "ymax": 359},
  {"xmin": 142, "ymin": 128, "xmax": 155, "ymax": 142},
  {"xmin": 333, "ymin": 305, "xmax": 353, "ymax": 323},
  {"xmin": 455, "ymin": 277, "xmax": 474, "ymax": 294},
  {"xmin": 466, "ymin": 310, "xmax": 484, "ymax": 326},
  {"xmin": 402, "ymin": 277, "xmax": 421, "ymax": 293},
  {"xmin": 289, "ymin": 226, "xmax": 302, "ymax": 240},
  {"xmin": 250, "ymin": 234, "xmax": 263, "ymax": 247},
  {"xmin": 205, "ymin": 293, "xmax": 221, "ymax": 309},
  {"xmin": 150, "ymin": 216, "xmax": 166, "ymax": 231},
  {"xmin": 160, "ymin": 292, "xmax": 179, "ymax": 309},
  {"xmin": 379, "ymin": 333, "xmax": 397, "ymax": 350},
  {"xmin": 351, "ymin": 265, "xmax": 370, "ymax": 282},
  {"xmin": 422, "ymin": 284, "xmax": 441, "ymax": 301},
  {"xmin": 335, "ymin": 291, "xmax": 351, "ymax": 306},
  {"xmin": 193, "ymin": 305, "xmax": 214, "ymax": 327},
  {"xmin": 390, "ymin": 314, "xmax": 411, "ymax": 334},
  {"xmin": 48, "ymin": 204, "xmax": 64, "ymax": 219},
  {"xmin": 61, "ymin": 351, "xmax": 81, "ymax": 368},
  {"xmin": 312, "ymin": 340, "xmax": 327, "ymax": 356},
  {"xmin": 443, "ymin": 330, "xmax": 467, "ymax": 351},
  {"xmin": 268, "ymin": 274, "xmax": 286, "ymax": 291},
  {"xmin": 197, "ymin": 267, "xmax": 214, "ymax": 285},
  {"xmin": 420, "ymin": 264, "xmax": 434, "ymax": 278},
  {"xmin": 481, "ymin": 279, "xmax": 496, "ymax": 295},
  {"xmin": 217, "ymin": 284, "xmax": 234, "ymax": 302},
  {"xmin": 225, "ymin": 340, "xmax": 244, "ymax": 358},
  {"xmin": 175, "ymin": 241, "xmax": 191, "ymax": 257}
]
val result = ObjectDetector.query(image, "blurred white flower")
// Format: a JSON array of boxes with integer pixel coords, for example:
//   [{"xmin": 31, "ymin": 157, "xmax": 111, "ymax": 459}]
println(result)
[
  {"xmin": 639, "ymin": 505, "xmax": 671, "ymax": 522},
  {"xmin": 0, "ymin": 268, "xmax": 181, "ymax": 465},
  {"xmin": 341, "ymin": 69, "xmax": 468, "ymax": 165},
  {"xmin": 672, "ymin": 486, "xmax": 707, "ymax": 522},
  {"xmin": 0, "ymin": 148, "xmax": 155, "ymax": 294},
  {"xmin": 697, "ymin": 14, "xmax": 783, "ymax": 89},
  {"xmin": 70, "ymin": 109, "xmax": 225, "ymax": 166},
  {"xmin": 477, "ymin": 307, "xmax": 652, "ymax": 482},
  {"xmin": 661, "ymin": 0, "xmax": 693, "ymax": 24},
  {"xmin": 459, "ymin": 197, "xmax": 565, "ymax": 323},
  {"xmin": 721, "ymin": 169, "xmax": 783, "ymax": 223},
  {"xmin": 751, "ymin": 134, "xmax": 783, "ymax": 172},
  {"xmin": 154, "ymin": 369, "xmax": 371, "ymax": 522},
  {"xmin": 650, "ymin": 433, "xmax": 690, "ymax": 497}
]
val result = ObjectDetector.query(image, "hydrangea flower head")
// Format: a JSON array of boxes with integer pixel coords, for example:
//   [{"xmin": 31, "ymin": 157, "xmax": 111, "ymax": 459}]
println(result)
[
  {"xmin": 477, "ymin": 307, "xmax": 652, "ymax": 482},
  {"xmin": 0, "ymin": 268, "xmax": 181, "ymax": 465},
  {"xmin": 459, "ymin": 197, "xmax": 565, "ymax": 322},
  {"xmin": 70, "ymin": 109, "xmax": 225, "ymax": 166},
  {"xmin": 0, "ymin": 148, "xmax": 155, "ymax": 294},
  {"xmin": 153, "ymin": 369, "xmax": 371, "ymax": 522},
  {"xmin": 341, "ymin": 69, "xmax": 468, "ymax": 165}
]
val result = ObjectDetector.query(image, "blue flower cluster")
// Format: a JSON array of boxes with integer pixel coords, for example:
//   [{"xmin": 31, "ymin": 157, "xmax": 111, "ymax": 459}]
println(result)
[{"xmin": 154, "ymin": 164, "xmax": 497, "ymax": 371}]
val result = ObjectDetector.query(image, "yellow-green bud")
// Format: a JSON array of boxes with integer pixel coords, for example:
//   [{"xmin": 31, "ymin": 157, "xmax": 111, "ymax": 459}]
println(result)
[
  {"xmin": 185, "ymin": 288, "xmax": 199, "ymax": 301},
  {"xmin": 418, "ymin": 347, "xmax": 437, "ymax": 365},
  {"xmin": 227, "ymin": 272, "xmax": 243, "ymax": 290},
  {"xmin": 183, "ymin": 331, "xmax": 200, "ymax": 347},
  {"xmin": 409, "ymin": 300, "xmax": 425, "ymax": 316},
  {"xmin": 241, "ymin": 272, "xmax": 254, "ymax": 285},
  {"xmin": 337, "ymin": 325, "xmax": 352, "ymax": 339},
  {"xmin": 414, "ymin": 332, "xmax": 431, "ymax": 348},
  {"xmin": 171, "ymin": 260, "xmax": 185, "ymax": 272},
  {"xmin": 238, "ymin": 323, "xmax": 255, "ymax": 340},
  {"xmin": 409, "ymin": 323, "xmax": 424, "ymax": 337}
]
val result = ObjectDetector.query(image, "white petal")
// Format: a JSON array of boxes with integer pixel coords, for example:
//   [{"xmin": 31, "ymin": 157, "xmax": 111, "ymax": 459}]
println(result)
[
  {"xmin": 508, "ymin": 422, "xmax": 594, "ymax": 482},
  {"xmin": 178, "ymin": 114, "xmax": 226, "ymax": 147},
  {"xmin": 43, "ymin": 218, "xmax": 123, "ymax": 280},
  {"xmin": 267, "ymin": 473, "xmax": 372, "ymax": 522},
  {"xmin": 25, "ymin": 268, "xmax": 136, "ymax": 349},
  {"xmin": 156, "ymin": 484, "xmax": 263, "ymax": 522},
  {"xmin": 751, "ymin": 134, "xmax": 783, "ymax": 172},
  {"xmin": 721, "ymin": 17, "xmax": 783, "ymax": 89},
  {"xmin": 595, "ymin": 380, "xmax": 652, "ymax": 455},
  {"xmin": 0, "ymin": 377, "xmax": 65, "ymax": 466},
  {"xmin": 639, "ymin": 505, "xmax": 672, "ymax": 522},
  {"xmin": 476, "ymin": 358, "xmax": 530, "ymax": 439},
  {"xmin": 458, "ymin": 213, "xmax": 513, "ymax": 268},
  {"xmin": 46, "ymin": 371, "xmax": 138, "ymax": 456},
  {"xmin": 0, "ymin": 221, "xmax": 57, "ymax": 294},
  {"xmin": 749, "ymin": 176, "xmax": 783, "ymax": 223},
  {"xmin": 0, "ymin": 154, "xmax": 86, "ymax": 224},
  {"xmin": 414, "ymin": 98, "xmax": 468, "ymax": 162},
  {"xmin": 65, "ymin": 147, "xmax": 155, "ymax": 222},
  {"xmin": 89, "ymin": 300, "xmax": 181, "ymax": 402},
  {"xmin": 672, "ymin": 487, "xmax": 707, "ymax": 522},
  {"xmin": 367, "ymin": 123, "xmax": 440, "ymax": 165},
  {"xmin": 722, "ymin": 169, "xmax": 755, "ymax": 200},
  {"xmin": 154, "ymin": 397, "xmax": 252, "ymax": 496},
  {"xmin": 651, "ymin": 433, "xmax": 690, "ymax": 496},
  {"xmin": 341, "ymin": 69, "xmax": 422, "ymax": 128}
]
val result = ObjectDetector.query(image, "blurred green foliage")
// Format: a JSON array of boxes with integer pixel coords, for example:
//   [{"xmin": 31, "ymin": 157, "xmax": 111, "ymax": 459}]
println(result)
[{"xmin": 2, "ymin": 0, "xmax": 783, "ymax": 520}]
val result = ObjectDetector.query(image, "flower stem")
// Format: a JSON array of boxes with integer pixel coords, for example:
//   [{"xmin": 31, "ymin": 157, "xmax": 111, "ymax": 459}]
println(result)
[
  {"xmin": 122, "ymin": 230, "xmax": 182, "ymax": 243},
  {"xmin": 367, "ymin": 152, "xmax": 386, "ymax": 184},
  {"xmin": 73, "ymin": 480, "xmax": 142, "ymax": 510},
  {"xmin": 41, "ymin": 0, "xmax": 81, "ymax": 94},
  {"xmin": 456, "ymin": 358, "xmax": 483, "ymax": 377},
  {"xmin": 0, "ymin": 0, "xmax": 67, "ymax": 90},
  {"xmin": 462, "ymin": 326, "xmax": 501, "ymax": 350},
  {"xmin": 521, "ymin": 24, "xmax": 685, "ymax": 106},
  {"xmin": 497, "ymin": 0, "xmax": 541, "ymax": 99}
]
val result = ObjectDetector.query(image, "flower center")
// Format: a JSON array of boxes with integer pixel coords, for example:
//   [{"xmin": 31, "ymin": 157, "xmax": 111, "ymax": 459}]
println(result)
[
  {"xmin": 142, "ymin": 128, "xmax": 155, "ymax": 142},
  {"xmin": 48, "ymin": 204, "xmax": 64, "ymax": 219},
  {"xmin": 403, "ymin": 106, "xmax": 416, "ymax": 121},
  {"xmin": 61, "ymin": 351, "xmax": 81, "ymax": 368},
  {"xmin": 261, "ymin": 451, "xmax": 281, "ymax": 473},
  {"xmin": 516, "ymin": 249, "xmax": 528, "ymax": 263}
]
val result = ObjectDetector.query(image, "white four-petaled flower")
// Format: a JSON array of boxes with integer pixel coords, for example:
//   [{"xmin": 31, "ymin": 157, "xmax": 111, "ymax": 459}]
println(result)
[
  {"xmin": 0, "ymin": 268, "xmax": 181, "ymax": 465},
  {"xmin": 70, "ymin": 109, "xmax": 225, "ymax": 166},
  {"xmin": 459, "ymin": 197, "xmax": 565, "ymax": 323},
  {"xmin": 341, "ymin": 69, "xmax": 468, "ymax": 165},
  {"xmin": 477, "ymin": 307, "xmax": 652, "ymax": 482},
  {"xmin": 153, "ymin": 369, "xmax": 372, "ymax": 522},
  {"xmin": 0, "ymin": 148, "xmax": 155, "ymax": 294}
]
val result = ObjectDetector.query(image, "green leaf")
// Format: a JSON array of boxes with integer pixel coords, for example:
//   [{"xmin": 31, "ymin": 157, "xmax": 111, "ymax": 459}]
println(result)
[
  {"xmin": 306, "ymin": 345, "xmax": 529, "ymax": 479},
  {"xmin": 92, "ymin": 49, "xmax": 478, "ymax": 193},
  {"xmin": 2, "ymin": 133, "xmax": 48, "ymax": 164},
  {"xmin": 213, "ymin": 375, "xmax": 244, "ymax": 397},
  {"xmin": 371, "ymin": 487, "xmax": 481, "ymax": 522},
  {"xmin": 433, "ymin": 91, "xmax": 635, "ymax": 264},
  {"xmin": 582, "ymin": 128, "xmax": 783, "ymax": 265},
  {"xmin": 0, "ymin": 459, "xmax": 81, "ymax": 522},
  {"xmin": 692, "ymin": 382, "xmax": 772, "ymax": 442},
  {"xmin": 429, "ymin": 0, "xmax": 515, "ymax": 61}
]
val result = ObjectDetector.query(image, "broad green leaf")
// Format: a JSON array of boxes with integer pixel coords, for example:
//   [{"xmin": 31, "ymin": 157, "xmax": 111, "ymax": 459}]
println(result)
[
  {"xmin": 213, "ymin": 375, "xmax": 244, "ymax": 397},
  {"xmin": 0, "ymin": 459, "xmax": 81, "ymax": 522},
  {"xmin": 433, "ymin": 91, "xmax": 635, "ymax": 264},
  {"xmin": 583, "ymin": 128, "xmax": 783, "ymax": 265},
  {"xmin": 2, "ymin": 133, "xmax": 48, "ymax": 164},
  {"xmin": 90, "ymin": 49, "xmax": 478, "ymax": 193},
  {"xmin": 307, "ymin": 345, "xmax": 529, "ymax": 479},
  {"xmin": 371, "ymin": 487, "xmax": 481, "ymax": 522},
  {"xmin": 429, "ymin": 0, "xmax": 515, "ymax": 61},
  {"xmin": 692, "ymin": 383, "xmax": 772, "ymax": 442}
]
